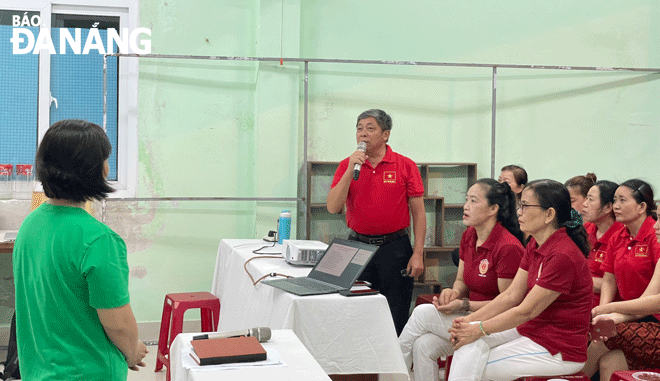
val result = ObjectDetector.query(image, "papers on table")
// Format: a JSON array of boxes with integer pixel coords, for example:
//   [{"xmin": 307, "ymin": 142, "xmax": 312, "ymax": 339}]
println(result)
[{"xmin": 181, "ymin": 347, "xmax": 285, "ymax": 371}]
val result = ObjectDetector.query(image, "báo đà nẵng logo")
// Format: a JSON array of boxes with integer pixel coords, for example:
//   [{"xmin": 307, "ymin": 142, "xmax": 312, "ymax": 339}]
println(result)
[{"xmin": 9, "ymin": 12, "xmax": 151, "ymax": 54}]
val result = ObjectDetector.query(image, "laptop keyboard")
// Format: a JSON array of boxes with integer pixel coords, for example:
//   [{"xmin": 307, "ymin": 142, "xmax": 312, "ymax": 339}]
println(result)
[{"xmin": 286, "ymin": 277, "xmax": 341, "ymax": 292}]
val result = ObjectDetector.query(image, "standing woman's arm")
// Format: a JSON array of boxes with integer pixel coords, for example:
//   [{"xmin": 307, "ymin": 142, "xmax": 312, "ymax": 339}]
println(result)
[{"xmin": 97, "ymin": 304, "xmax": 148, "ymax": 369}]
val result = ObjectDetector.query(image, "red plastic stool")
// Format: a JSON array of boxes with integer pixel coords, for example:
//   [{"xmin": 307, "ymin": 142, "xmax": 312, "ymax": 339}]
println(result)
[
  {"xmin": 154, "ymin": 292, "xmax": 221, "ymax": 381},
  {"xmin": 610, "ymin": 370, "xmax": 660, "ymax": 381},
  {"xmin": 415, "ymin": 293, "xmax": 437, "ymax": 307},
  {"xmin": 514, "ymin": 371, "xmax": 590, "ymax": 381},
  {"xmin": 443, "ymin": 355, "xmax": 453, "ymax": 379}
]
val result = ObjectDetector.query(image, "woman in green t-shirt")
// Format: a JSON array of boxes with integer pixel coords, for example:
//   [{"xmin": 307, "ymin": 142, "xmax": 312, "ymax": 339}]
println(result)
[{"xmin": 13, "ymin": 119, "xmax": 147, "ymax": 381}]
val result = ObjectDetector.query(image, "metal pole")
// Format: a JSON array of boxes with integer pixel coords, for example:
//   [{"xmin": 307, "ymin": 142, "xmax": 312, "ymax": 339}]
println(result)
[
  {"xmin": 103, "ymin": 53, "xmax": 660, "ymax": 73},
  {"xmin": 102, "ymin": 55, "xmax": 108, "ymax": 223},
  {"xmin": 103, "ymin": 196, "xmax": 301, "ymax": 202},
  {"xmin": 302, "ymin": 61, "xmax": 309, "ymax": 239},
  {"xmin": 491, "ymin": 66, "xmax": 497, "ymax": 179}
]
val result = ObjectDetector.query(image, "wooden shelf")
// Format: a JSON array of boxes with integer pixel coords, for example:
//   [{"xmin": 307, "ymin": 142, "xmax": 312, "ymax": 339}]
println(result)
[
  {"xmin": 424, "ymin": 245, "xmax": 459, "ymax": 252},
  {"xmin": 0, "ymin": 241, "xmax": 14, "ymax": 254},
  {"xmin": 414, "ymin": 279, "xmax": 442, "ymax": 288},
  {"xmin": 305, "ymin": 161, "xmax": 476, "ymax": 284}
]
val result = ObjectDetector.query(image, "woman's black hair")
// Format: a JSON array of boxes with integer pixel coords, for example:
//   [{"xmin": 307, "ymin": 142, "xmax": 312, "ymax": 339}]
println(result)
[
  {"xmin": 475, "ymin": 178, "xmax": 525, "ymax": 244},
  {"xmin": 619, "ymin": 179, "xmax": 657, "ymax": 220},
  {"xmin": 592, "ymin": 180, "xmax": 619, "ymax": 219},
  {"xmin": 36, "ymin": 119, "xmax": 114, "ymax": 202},
  {"xmin": 524, "ymin": 179, "xmax": 590, "ymax": 256}
]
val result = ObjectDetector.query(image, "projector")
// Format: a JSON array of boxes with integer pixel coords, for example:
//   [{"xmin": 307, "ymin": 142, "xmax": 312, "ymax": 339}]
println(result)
[{"xmin": 282, "ymin": 240, "xmax": 328, "ymax": 266}]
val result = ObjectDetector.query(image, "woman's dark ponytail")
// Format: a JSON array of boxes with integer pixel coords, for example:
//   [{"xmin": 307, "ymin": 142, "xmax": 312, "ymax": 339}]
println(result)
[{"xmin": 477, "ymin": 178, "xmax": 525, "ymax": 245}]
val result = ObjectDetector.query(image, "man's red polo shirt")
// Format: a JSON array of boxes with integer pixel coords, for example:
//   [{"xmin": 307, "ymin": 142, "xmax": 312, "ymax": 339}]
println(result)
[{"xmin": 331, "ymin": 145, "xmax": 424, "ymax": 235}]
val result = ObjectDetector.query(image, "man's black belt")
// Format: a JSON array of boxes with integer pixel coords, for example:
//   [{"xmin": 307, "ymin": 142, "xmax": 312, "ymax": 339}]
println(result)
[{"xmin": 350, "ymin": 229, "xmax": 408, "ymax": 246}]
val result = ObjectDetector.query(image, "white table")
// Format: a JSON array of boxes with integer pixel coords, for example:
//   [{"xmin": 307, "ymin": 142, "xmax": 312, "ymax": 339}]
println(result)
[
  {"xmin": 211, "ymin": 239, "xmax": 409, "ymax": 380},
  {"xmin": 170, "ymin": 329, "xmax": 331, "ymax": 381}
]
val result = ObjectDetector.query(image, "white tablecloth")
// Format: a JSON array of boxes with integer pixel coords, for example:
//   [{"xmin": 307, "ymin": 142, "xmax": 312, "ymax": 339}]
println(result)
[
  {"xmin": 211, "ymin": 239, "xmax": 409, "ymax": 380},
  {"xmin": 170, "ymin": 329, "xmax": 331, "ymax": 381}
]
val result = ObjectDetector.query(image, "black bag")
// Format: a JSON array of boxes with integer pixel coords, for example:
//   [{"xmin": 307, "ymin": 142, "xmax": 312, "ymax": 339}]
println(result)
[{"xmin": 1, "ymin": 312, "xmax": 20, "ymax": 380}]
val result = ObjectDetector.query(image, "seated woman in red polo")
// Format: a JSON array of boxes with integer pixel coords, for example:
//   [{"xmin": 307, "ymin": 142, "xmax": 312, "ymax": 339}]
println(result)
[
  {"xmin": 581, "ymin": 180, "xmax": 626, "ymax": 308},
  {"xmin": 583, "ymin": 179, "xmax": 660, "ymax": 381},
  {"xmin": 399, "ymin": 178, "xmax": 525, "ymax": 381},
  {"xmin": 446, "ymin": 179, "xmax": 593, "ymax": 381}
]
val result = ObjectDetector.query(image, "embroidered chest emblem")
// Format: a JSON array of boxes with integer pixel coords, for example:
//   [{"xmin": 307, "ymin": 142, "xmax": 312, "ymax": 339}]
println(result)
[
  {"xmin": 634, "ymin": 244, "xmax": 649, "ymax": 257},
  {"xmin": 595, "ymin": 250, "xmax": 606, "ymax": 263},
  {"xmin": 383, "ymin": 171, "xmax": 396, "ymax": 183},
  {"xmin": 479, "ymin": 259, "xmax": 489, "ymax": 276}
]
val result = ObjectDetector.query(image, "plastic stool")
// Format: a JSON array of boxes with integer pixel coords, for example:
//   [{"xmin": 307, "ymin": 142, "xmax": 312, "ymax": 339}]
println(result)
[
  {"xmin": 610, "ymin": 370, "xmax": 660, "ymax": 381},
  {"xmin": 154, "ymin": 292, "xmax": 221, "ymax": 381},
  {"xmin": 415, "ymin": 293, "xmax": 437, "ymax": 307}
]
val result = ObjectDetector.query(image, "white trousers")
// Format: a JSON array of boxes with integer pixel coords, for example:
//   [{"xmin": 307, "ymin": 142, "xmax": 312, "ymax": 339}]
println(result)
[
  {"xmin": 447, "ymin": 328, "xmax": 585, "ymax": 381},
  {"xmin": 399, "ymin": 303, "xmax": 462, "ymax": 381}
]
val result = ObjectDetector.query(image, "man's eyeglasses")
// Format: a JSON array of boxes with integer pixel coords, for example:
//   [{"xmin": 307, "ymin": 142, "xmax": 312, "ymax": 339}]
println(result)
[{"xmin": 517, "ymin": 203, "xmax": 544, "ymax": 212}]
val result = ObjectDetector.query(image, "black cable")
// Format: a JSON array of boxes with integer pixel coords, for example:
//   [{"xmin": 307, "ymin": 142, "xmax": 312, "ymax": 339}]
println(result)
[{"xmin": 252, "ymin": 239, "xmax": 277, "ymax": 254}]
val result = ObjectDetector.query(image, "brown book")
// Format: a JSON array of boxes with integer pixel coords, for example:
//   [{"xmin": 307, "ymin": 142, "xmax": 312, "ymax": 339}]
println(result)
[{"xmin": 189, "ymin": 336, "xmax": 267, "ymax": 366}]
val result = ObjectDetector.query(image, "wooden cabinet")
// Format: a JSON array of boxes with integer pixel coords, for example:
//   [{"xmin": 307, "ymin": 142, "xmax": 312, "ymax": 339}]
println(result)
[{"xmin": 304, "ymin": 161, "xmax": 477, "ymax": 287}]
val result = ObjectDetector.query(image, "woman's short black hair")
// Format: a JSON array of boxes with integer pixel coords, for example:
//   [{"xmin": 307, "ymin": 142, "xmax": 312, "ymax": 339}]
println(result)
[{"xmin": 36, "ymin": 119, "xmax": 114, "ymax": 202}]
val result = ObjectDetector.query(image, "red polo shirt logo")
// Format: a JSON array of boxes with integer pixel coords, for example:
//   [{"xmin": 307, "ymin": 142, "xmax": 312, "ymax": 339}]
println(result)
[
  {"xmin": 479, "ymin": 259, "xmax": 489, "ymax": 277},
  {"xmin": 383, "ymin": 171, "xmax": 396, "ymax": 183},
  {"xmin": 595, "ymin": 250, "xmax": 606, "ymax": 262},
  {"xmin": 634, "ymin": 244, "xmax": 649, "ymax": 257}
]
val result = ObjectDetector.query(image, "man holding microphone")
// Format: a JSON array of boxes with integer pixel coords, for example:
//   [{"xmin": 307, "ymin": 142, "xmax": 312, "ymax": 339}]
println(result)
[{"xmin": 327, "ymin": 109, "xmax": 426, "ymax": 335}]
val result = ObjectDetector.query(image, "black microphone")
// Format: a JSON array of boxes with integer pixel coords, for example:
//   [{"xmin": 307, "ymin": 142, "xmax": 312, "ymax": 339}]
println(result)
[
  {"xmin": 192, "ymin": 327, "xmax": 272, "ymax": 342},
  {"xmin": 353, "ymin": 142, "xmax": 367, "ymax": 181}
]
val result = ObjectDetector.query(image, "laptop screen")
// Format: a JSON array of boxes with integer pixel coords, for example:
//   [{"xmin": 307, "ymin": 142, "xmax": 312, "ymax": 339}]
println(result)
[{"xmin": 308, "ymin": 238, "xmax": 378, "ymax": 288}]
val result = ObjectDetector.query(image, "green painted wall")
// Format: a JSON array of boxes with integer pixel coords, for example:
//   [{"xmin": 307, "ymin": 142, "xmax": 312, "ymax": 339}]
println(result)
[{"xmin": 127, "ymin": 0, "xmax": 660, "ymax": 322}]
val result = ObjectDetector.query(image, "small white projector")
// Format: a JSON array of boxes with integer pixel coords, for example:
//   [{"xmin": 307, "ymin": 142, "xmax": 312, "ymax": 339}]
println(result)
[{"xmin": 282, "ymin": 240, "xmax": 328, "ymax": 266}]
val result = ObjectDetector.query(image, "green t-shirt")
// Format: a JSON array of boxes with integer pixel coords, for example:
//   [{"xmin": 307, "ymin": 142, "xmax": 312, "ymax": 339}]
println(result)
[{"xmin": 13, "ymin": 203, "xmax": 130, "ymax": 381}]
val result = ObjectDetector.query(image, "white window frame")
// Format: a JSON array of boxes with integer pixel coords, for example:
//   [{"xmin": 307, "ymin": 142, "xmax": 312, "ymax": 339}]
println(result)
[{"xmin": 4, "ymin": 0, "xmax": 139, "ymax": 198}]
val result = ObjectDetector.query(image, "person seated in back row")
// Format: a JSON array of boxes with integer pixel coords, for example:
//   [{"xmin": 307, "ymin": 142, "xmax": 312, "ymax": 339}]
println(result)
[
  {"xmin": 581, "ymin": 180, "xmax": 626, "ymax": 308},
  {"xmin": 564, "ymin": 173, "xmax": 597, "ymax": 215},
  {"xmin": 498, "ymin": 165, "xmax": 527, "ymax": 205}
]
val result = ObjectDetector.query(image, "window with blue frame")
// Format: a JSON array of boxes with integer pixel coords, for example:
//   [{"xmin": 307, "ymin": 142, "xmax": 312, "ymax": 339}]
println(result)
[
  {"xmin": 0, "ymin": 10, "xmax": 120, "ymax": 183},
  {"xmin": 50, "ymin": 14, "xmax": 119, "ymax": 181},
  {"xmin": 0, "ymin": 10, "xmax": 39, "ymax": 170}
]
